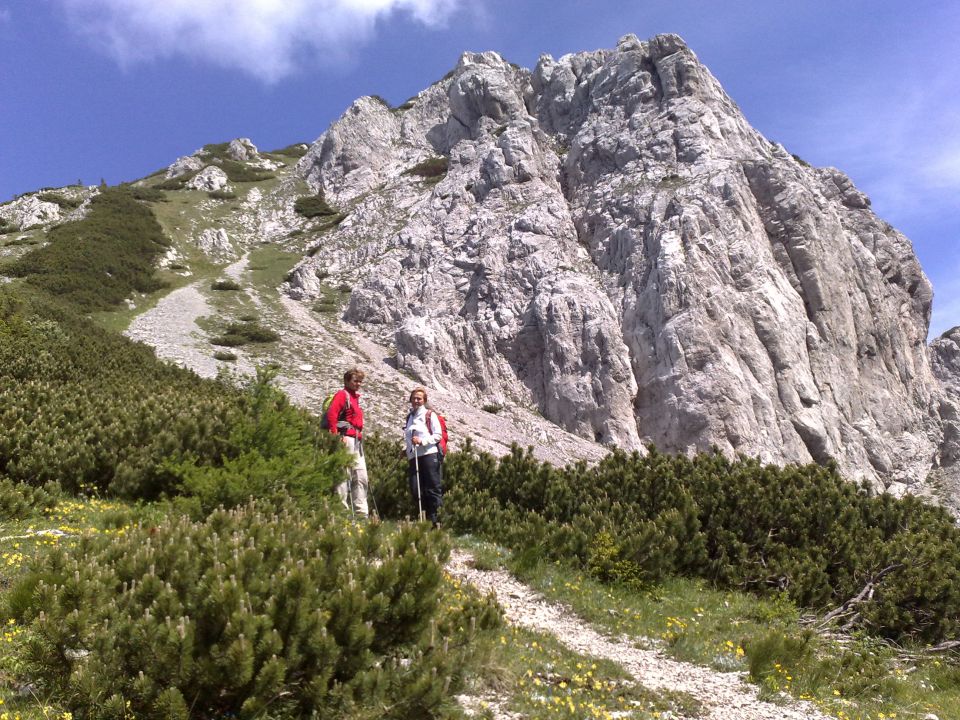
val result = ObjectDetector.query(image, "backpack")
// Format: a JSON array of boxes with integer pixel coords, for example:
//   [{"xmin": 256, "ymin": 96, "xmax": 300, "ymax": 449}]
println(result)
[
  {"xmin": 319, "ymin": 390, "xmax": 351, "ymax": 432},
  {"xmin": 427, "ymin": 410, "xmax": 449, "ymax": 460}
]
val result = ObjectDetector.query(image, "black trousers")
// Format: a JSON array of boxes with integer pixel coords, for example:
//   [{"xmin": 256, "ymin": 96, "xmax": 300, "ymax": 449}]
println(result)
[{"xmin": 408, "ymin": 453, "xmax": 442, "ymax": 523}]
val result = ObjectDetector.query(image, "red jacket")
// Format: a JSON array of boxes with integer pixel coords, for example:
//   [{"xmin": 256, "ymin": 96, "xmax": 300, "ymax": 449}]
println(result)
[{"xmin": 326, "ymin": 388, "xmax": 363, "ymax": 438}]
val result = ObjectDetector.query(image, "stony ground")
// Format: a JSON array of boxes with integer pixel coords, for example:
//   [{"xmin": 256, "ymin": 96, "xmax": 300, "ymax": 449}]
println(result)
[{"xmin": 446, "ymin": 549, "xmax": 831, "ymax": 720}]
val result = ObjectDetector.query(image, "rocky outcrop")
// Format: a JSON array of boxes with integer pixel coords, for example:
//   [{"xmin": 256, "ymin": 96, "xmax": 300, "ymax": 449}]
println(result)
[
  {"xmin": 186, "ymin": 166, "xmax": 230, "ymax": 192},
  {"xmin": 227, "ymin": 138, "xmax": 259, "ymax": 162},
  {"xmin": 287, "ymin": 33, "xmax": 957, "ymax": 496},
  {"xmin": 167, "ymin": 155, "xmax": 205, "ymax": 179},
  {"xmin": 195, "ymin": 228, "xmax": 233, "ymax": 257},
  {"xmin": 0, "ymin": 195, "xmax": 61, "ymax": 228}
]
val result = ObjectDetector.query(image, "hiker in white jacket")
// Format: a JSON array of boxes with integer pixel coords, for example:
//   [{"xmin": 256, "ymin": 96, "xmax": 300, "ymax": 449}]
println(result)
[{"xmin": 404, "ymin": 387, "xmax": 443, "ymax": 527}]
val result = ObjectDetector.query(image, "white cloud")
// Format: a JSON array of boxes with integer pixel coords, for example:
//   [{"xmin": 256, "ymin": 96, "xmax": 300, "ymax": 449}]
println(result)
[
  {"xmin": 921, "ymin": 138, "xmax": 960, "ymax": 191},
  {"xmin": 57, "ymin": 0, "xmax": 461, "ymax": 82}
]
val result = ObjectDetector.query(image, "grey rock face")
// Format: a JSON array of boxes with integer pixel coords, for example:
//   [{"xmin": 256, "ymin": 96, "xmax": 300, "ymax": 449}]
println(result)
[
  {"xmin": 0, "ymin": 195, "xmax": 61, "ymax": 228},
  {"xmin": 187, "ymin": 166, "xmax": 230, "ymax": 192},
  {"xmin": 288, "ymin": 33, "xmax": 956, "ymax": 495},
  {"xmin": 167, "ymin": 155, "xmax": 205, "ymax": 178},
  {"xmin": 195, "ymin": 228, "xmax": 233, "ymax": 258},
  {"xmin": 227, "ymin": 138, "xmax": 259, "ymax": 161}
]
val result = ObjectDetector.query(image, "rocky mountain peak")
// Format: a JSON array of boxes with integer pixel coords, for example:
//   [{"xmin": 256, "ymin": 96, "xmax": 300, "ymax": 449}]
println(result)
[{"xmin": 281, "ymin": 32, "xmax": 960, "ymax": 502}]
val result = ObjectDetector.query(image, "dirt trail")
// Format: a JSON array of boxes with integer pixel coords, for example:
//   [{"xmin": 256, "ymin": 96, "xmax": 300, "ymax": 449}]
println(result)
[{"xmin": 446, "ymin": 549, "xmax": 830, "ymax": 720}]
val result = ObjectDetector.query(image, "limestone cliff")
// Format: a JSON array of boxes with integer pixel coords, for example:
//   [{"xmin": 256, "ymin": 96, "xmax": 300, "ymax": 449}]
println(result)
[{"xmin": 281, "ymin": 34, "xmax": 954, "ymax": 499}]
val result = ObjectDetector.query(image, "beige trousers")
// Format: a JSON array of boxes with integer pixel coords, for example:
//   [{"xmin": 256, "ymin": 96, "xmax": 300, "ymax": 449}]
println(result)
[{"xmin": 336, "ymin": 436, "xmax": 369, "ymax": 517}]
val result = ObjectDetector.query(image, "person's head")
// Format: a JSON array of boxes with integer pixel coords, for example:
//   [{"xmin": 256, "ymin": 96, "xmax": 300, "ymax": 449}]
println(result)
[
  {"xmin": 409, "ymin": 387, "xmax": 428, "ymax": 407},
  {"xmin": 344, "ymin": 368, "xmax": 365, "ymax": 391}
]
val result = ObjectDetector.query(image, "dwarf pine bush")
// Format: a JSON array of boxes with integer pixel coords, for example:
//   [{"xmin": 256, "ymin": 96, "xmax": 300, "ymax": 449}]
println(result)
[
  {"xmin": 404, "ymin": 157, "xmax": 448, "ymax": 179},
  {"xmin": 0, "ymin": 477, "xmax": 60, "ymax": 520},
  {"xmin": 14, "ymin": 502, "xmax": 500, "ymax": 719},
  {"xmin": 0, "ymin": 288, "xmax": 342, "ymax": 505},
  {"xmin": 294, "ymin": 193, "xmax": 338, "ymax": 218},
  {"xmin": 370, "ymin": 440, "xmax": 960, "ymax": 643},
  {"xmin": 211, "ymin": 322, "xmax": 280, "ymax": 347},
  {"xmin": 3, "ymin": 187, "xmax": 170, "ymax": 311}
]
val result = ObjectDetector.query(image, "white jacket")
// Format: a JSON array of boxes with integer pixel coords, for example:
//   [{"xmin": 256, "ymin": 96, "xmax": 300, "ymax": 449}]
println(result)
[{"xmin": 404, "ymin": 406, "xmax": 443, "ymax": 459}]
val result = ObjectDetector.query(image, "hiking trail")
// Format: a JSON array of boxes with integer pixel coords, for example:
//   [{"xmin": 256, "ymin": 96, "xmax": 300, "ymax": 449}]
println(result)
[{"xmin": 446, "ymin": 549, "xmax": 831, "ymax": 720}]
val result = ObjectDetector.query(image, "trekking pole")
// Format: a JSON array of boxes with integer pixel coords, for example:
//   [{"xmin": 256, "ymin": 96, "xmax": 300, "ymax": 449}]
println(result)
[
  {"xmin": 414, "ymin": 448, "xmax": 424, "ymax": 522},
  {"xmin": 359, "ymin": 437, "xmax": 379, "ymax": 521},
  {"xmin": 347, "ymin": 470, "xmax": 356, "ymax": 520}
]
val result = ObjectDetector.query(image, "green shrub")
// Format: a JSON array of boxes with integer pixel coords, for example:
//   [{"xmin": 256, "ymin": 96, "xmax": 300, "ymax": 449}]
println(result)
[
  {"xmin": 211, "ymin": 322, "xmax": 279, "ymax": 346},
  {"xmin": 199, "ymin": 142, "xmax": 231, "ymax": 157},
  {"xmin": 404, "ymin": 157, "xmax": 448, "ymax": 180},
  {"xmin": 294, "ymin": 194, "xmax": 338, "ymax": 218},
  {"xmin": 2, "ymin": 188, "xmax": 170, "ymax": 311},
  {"xmin": 207, "ymin": 190, "xmax": 237, "ymax": 200},
  {"xmin": 195, "ymin": 147, "xmax": 274, "ymax": 182},
  {"xmin": 217, "ymin": 159, "xmax": 274, "ymax": 183},
  {"xmin": 210, "ymin": 333, "xmax": 248, "ymax": 347},
  {"xmin": 120, "ymin": 184, "xmax": 168, "ymax": 202},
  {"xmin": 0, "ymin": 477, "xmax": 60, "ymax": 520},
  {"xmin": 37, "ymin": 192, "xmax": 82, "ymax": 210},
  {"xmin": 0, "ymin": 289, "xmax": 333, "ymax": 503},
  {"xmin": 155, "ymin": 176, "xmax": 190, "ymax": 191},
  {"xmin": 270, "ymin": 143, "xmax": 309, "ymax": 158},
  {"xmin": 211, "ymin": 279, "xmax": 241, "ymax": 291},
  {"xmin": 14, "ymin": 502, "xmax": 500, "ymax": 719}
]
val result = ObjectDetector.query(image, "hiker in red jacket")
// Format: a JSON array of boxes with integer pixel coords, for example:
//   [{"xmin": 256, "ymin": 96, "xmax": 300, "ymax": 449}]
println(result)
[{"xmin": 327, "ymin": 368, "xmax": 368, "ymax": 517}]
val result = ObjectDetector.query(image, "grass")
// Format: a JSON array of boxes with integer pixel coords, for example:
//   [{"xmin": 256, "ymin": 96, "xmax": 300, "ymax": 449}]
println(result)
[
  {"xmin": 211, "ymin": 278, "xmax": 241, "ymax": 291},
  {"xmin": 247, "ymin": 245, "xmax": 303, "ymax": 290},
  {"xmin": 494, "ymin": 541, "xmax": 960, "ymax": 720},
  {"xmin": 463, "ymin": 623, "xmax": 701, "ymax": 719},
  {"xmin": 441, "ymin": 546, "xmax": 700, "ymax": 719},
  {"xmin": 312, "ymin": 283, "xmax": 351, "ymax": 314}
]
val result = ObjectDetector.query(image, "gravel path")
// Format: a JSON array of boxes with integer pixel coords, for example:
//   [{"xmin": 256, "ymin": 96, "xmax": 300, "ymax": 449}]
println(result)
[
  {"xmin": 125, "ymin": 256, "xmax": 257, "ymax": 379},
  {"xmin": 446, "ymin": 549, "xmax": 831, "ymax": 720}
]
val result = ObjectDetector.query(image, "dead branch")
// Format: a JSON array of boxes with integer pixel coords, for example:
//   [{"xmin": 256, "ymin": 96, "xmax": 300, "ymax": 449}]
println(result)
[{"xmin": 812, "ymin": 563, "xmax": 903, "ymax": 631}]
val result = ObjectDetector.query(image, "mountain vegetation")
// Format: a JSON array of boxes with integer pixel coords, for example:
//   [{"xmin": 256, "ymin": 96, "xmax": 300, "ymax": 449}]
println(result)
[
  {"xmin": 367, "ymin": 438, "xmax": 960, "ymax": 644},
  {"xmin": 0, "ymin": 190, "xmax": 500, "ymax": 719}
]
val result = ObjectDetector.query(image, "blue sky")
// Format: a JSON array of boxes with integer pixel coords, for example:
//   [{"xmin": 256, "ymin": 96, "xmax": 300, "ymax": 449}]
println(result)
[{"xmin": 2, "ymin": 0, "xmax": 958, "ymax": 337}]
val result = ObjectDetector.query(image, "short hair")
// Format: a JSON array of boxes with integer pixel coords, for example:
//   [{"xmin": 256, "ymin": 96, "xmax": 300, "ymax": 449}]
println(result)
[
  {"xmin": 409, "ymin": 386, "xmax": 428, "ymax": 404},
  {"xmin": 344, "ymin": 368, "xmax": 366, "ymax": 384}
]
